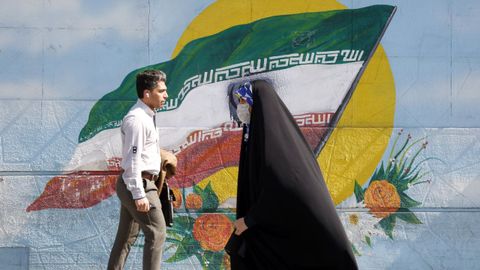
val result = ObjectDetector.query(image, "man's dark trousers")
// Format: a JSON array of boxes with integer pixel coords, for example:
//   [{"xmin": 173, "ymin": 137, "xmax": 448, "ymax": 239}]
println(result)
[{"xmin": 108, "ymin": 176, "xmax": 166, "ymax": 270}]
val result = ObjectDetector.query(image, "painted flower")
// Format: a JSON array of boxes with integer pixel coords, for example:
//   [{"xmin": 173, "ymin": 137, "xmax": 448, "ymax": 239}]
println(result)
[
  {"xmin": 364, "ymin": 180, "xmax": 401, "ymax": 218},
  {"xmin": 192, "ymin": 214, "xmax": 234, "ymax": 251},
  {"xmin": 171, "ymin": 188, "xmax": 182, "ymax": 209},
  {"xmin": 339, "ymin": 198, "xmax": 384, "ymax": 248},
  {"xmin": 185, "ymin": 193, "xmax": 203, "ymax": 209}
]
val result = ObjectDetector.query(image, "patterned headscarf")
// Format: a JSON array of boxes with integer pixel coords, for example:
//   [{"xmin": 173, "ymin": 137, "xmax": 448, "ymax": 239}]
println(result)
[{"xmin": 234, "ymin": 82, "xmax": 253, "ymax": 106}]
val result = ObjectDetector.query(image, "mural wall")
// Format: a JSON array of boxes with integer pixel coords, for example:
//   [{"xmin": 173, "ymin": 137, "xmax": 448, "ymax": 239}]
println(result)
[{"xmin": 1, "ymin": 0, "xmax": 479, "ymax": 269}]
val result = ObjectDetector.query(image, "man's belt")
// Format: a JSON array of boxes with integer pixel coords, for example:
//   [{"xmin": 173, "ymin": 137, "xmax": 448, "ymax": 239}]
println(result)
[{"xmin": 141, "ymin": 171, "xmax": 159, "ymax": 181}]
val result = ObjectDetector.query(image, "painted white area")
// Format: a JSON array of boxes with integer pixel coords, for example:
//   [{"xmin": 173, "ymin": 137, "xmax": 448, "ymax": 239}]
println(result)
[
  {"xmin": 66, "ymin": 62, "xmax": 361, "ymax": 171},
  {"xmin": 158, "ymin": 62, "xmax": 362, "ymax": 129},
  {"xmin": 64, "ymin": 128, "xmax": 122, "ymax": 171},
  {"xmin": 1, "ymin": 0, "xmax": 480, "ymax": 269},
  {"xmin": 157, "ymin": 62, "xmax": 361, "ymax": 148}
]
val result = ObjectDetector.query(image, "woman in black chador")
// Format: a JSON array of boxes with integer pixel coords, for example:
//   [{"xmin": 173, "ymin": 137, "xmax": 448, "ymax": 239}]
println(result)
[{"xmin": 227, "ymin": 80, "xmax": 358, "ymax": 270}]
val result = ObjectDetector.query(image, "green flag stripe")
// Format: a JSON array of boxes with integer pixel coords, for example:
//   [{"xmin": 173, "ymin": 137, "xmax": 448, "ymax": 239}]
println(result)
[{"xmin": 79, "ymin": 5, "xmax": 394, "ymax": 143}]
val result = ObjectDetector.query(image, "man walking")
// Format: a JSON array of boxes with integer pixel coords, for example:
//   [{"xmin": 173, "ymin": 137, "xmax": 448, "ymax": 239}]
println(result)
[{"xmin": 108, "ymin": 70, "xmax": 169, "ymax": 269}]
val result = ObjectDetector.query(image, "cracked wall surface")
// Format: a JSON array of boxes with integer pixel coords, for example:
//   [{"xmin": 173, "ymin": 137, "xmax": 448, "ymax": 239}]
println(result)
[{"xmin": 1, "ymin": 0, "xmax": 480, "ymax": 269}]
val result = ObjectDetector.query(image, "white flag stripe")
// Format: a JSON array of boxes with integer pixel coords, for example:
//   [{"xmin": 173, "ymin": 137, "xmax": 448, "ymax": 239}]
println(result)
[{"xmin": 66, "ymin": 62, "xmax": 362, "ymax": 171}]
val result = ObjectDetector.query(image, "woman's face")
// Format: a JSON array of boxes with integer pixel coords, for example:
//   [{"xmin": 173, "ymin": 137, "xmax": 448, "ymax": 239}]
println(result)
[{"xmin": 236, "ymin": 98, "xmax": 252, "ymax": 124}]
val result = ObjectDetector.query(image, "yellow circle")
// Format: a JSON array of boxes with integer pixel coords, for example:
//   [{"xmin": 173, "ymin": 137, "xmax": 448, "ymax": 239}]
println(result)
[{"xmin": 177, "ymin": 0, "xmax": 395, "ymax": 205}]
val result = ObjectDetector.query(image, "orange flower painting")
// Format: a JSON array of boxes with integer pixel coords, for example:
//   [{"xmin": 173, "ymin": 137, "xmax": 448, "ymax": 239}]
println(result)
[
  {"xmin": 364, "ymin": 180, "xmax": 401, "ymax": 218},
  {"xmin": 193, "ymin": 214, "xmax": 234, "ymax": 252}
]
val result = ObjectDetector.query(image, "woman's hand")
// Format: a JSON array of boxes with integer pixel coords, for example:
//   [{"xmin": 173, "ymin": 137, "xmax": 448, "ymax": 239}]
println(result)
[{"xmin": 234, "ymin": 217, "xmax": 248, "ymax": 235}]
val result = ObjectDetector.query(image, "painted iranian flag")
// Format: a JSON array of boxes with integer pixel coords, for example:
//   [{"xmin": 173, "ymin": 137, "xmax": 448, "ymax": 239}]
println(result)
[{"xmin": 27, "ymin": 5, "xmax": 395, "ymax": 211}]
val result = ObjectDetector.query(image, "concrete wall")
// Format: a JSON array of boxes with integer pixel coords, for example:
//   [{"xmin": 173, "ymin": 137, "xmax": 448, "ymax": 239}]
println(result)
[{"xmin": 1, "ymin": 0, "xmax": 479, "ymax": 269}]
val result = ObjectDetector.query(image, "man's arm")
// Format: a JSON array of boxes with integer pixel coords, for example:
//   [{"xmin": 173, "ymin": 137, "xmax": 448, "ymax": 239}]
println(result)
[{"xmin": 122, "ymin": 116, "xmax": 150, "ymax": 211}]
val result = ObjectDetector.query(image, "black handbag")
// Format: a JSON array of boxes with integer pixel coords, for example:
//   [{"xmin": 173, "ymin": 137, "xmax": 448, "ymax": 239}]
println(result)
[
  {"xmin": 225, "ymin": 233, "xmax": 246, "ymax": 257},
  {"xmin": 159, "ymin": 182, "xmax": 175, "ymax": 227}
]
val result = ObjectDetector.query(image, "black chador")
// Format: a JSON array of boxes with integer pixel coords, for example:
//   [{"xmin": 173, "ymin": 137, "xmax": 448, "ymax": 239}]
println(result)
[{"xmin": 229, "ymin": 80, "xmax": 358, "ymax": 270}]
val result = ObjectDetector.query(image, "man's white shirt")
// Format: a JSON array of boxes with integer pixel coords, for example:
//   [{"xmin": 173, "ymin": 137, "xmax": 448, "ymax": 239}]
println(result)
[{"xmin": 121, "ymin": 99, "xmax": 161, "ymax": 199}]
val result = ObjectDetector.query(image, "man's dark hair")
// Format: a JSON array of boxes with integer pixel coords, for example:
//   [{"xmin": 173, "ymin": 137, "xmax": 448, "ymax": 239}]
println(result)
[{"xmin": 136, "ymin": 70, "xmax": 167, "ymax": 98}]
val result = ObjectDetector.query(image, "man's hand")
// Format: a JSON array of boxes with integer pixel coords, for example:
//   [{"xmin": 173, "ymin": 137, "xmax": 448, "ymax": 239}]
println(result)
[
  {"xmin": 234, "ymin": 217, "xmax": 248, "ymax": 235},
  {"xmin": 135, "ymin": 197, "xmax": 150, "ymax": 212}
]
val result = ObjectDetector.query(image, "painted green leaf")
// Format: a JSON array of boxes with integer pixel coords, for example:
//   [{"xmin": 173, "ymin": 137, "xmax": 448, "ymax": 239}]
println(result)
[
  {"xmin": 165, "ymin": 243, "xmax": 190, "ymax": 263},
  {"xmin": 371, "ymin": 163, "xmax": 386, "ymax": 180},
  {"xmin": 351, "ymin": 244, "xmax": 361, "ymax": 256},
  {"xmin": 194, "ymin": 253, "xmax": 208, "ymax": 269},
  {"xmin": 166, "ymin": 235, "xmax": 183, "ymax": 243},
  {"xmin": 365, "ymin": 235, "xmax": 372, "ymax": 247},
  {"xmin": 202, "ymin": 250, "xmax": 225, "ymax": 270},
  {"xmin": 170, "ymin": 215, "xmax": 196, "ymax": 234},
  {"xmin": 397, "ymin": 209, "xmax": 422, "ymax": 224},
  {"xmin": 396, "ymin": 175, "xmax": 412, "ymax": 192},
  {"xmin": 225, "ymin": 213, "xmax": 237, "ymax": 222},
  {"xmin": 378, "ymin": 163, "xmax": 387, "ymax": 179},
  {"xmin": 408, "ymin": 171, "xmax": 422, "ymax": 185},
  {"xmin": 165, "ymin": 235, "xmax": 200, "ymax": 263},
  {"xmin": 396, "ymin": 160, "xmax": 408, "ymax": 179},
  {"xmin": 399, "ymin": 192, "xmax": 421, "ymax": 208},
  {"xmin": 354, "ymin": 180, "xmax": 365, "ymax": 203},
  {"xmin": 387, "ymin": 164, "xmax": 399, "ymax": 181},
  {"xmin": 379, "ymin": 214, "xmax": 396, "ymax": 239},
  {"xmin": 194, "ymin": 182, "xmax": 219, "ymax": 211}
]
